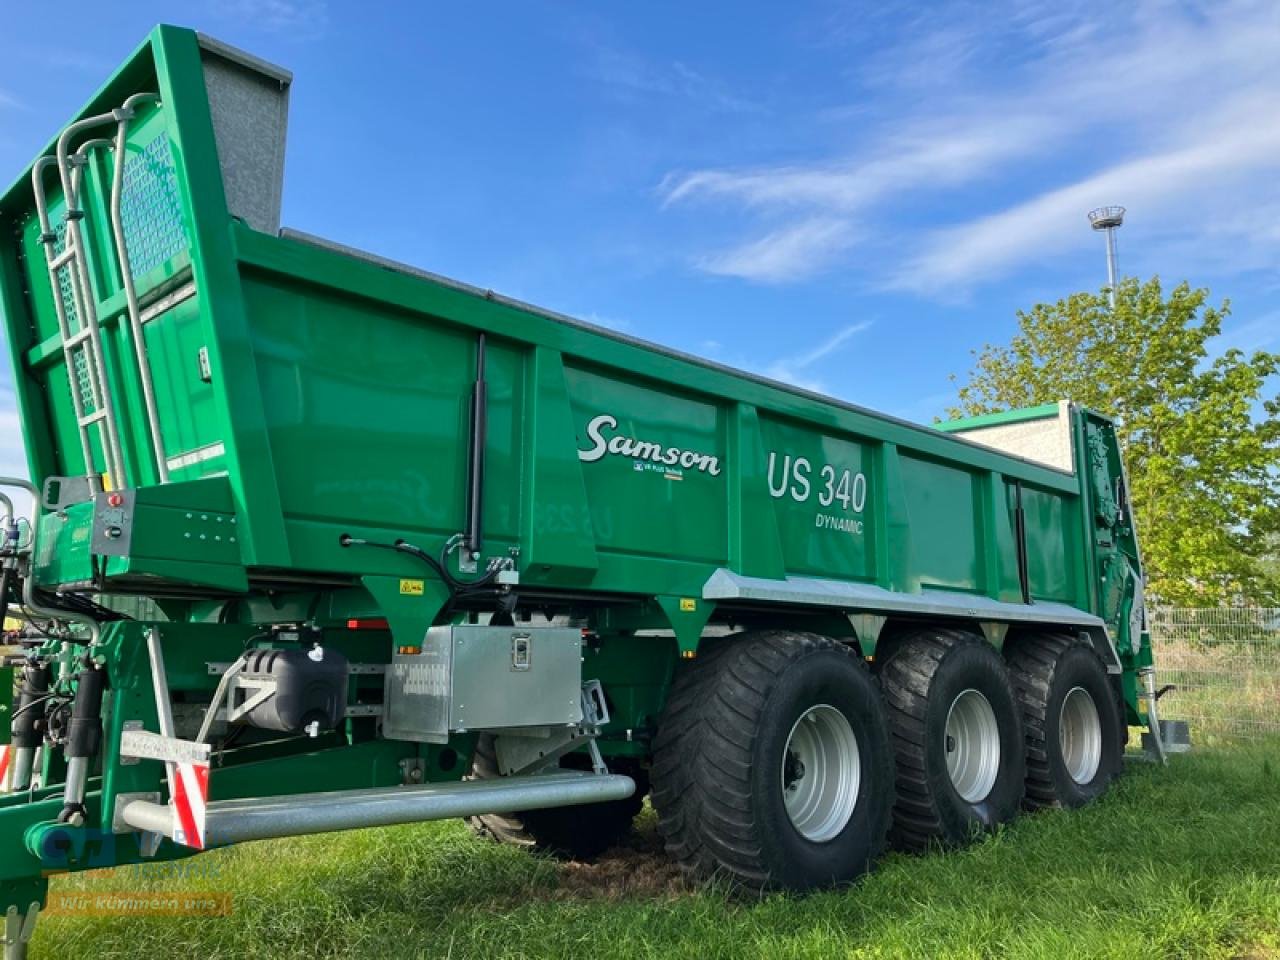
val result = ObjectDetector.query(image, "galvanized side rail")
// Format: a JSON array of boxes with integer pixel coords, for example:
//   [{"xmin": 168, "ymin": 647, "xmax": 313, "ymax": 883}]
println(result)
[{"xmin": 116, "ymin": 772, "xmax": 636, "ymax": 847}]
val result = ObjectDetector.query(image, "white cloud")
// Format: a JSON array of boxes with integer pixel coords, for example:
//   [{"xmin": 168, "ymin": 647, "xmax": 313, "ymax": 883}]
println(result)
[
  {"xmin": 696, "ymin": 218, "xmax": 858, "ymax": 283},
  {"xmin": 208, "ymin": 0, "xmax": 329, "ymax": 37},
  {"xmin": 660, "ymin": 0, "xmax": 1280, "ymax": 292},
  {"xmin": 788, "ymin": 321, "xmax": 872, "ymax": 369},
  {"xmin": 897, "ymin": 99, "xmax": 1280, "ymax": 292},
  {"xmin": 662, "ymin": 114, "xmax": 1058, "ymax": 213},
  {"xmin": 755, "ymin": 321, "xmax": 872, "ymax": 393},
  {"xmin": 1215, "ymin": 311, "xmax": 1280, "ymax": 355},
  {"xmin": 588, "ymin": 44, "xmax": 767, "ymax": 115}
]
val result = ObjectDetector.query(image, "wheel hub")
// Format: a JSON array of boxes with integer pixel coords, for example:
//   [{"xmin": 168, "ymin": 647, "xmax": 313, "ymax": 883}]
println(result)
[
  {"xmin": 783, "ymin": 749, "xmax": 806, "ymax": 787},
  {"xmin": 944, "ymin": 689, "xmax": 1000, "ymax": 804},
  {"xmin": 1059, "ymin": 686, "xmax": 1102, "ymax": 784},
  {"xmin": 780, "ymin": 704, "xmax": 860, "ymax": 842}
]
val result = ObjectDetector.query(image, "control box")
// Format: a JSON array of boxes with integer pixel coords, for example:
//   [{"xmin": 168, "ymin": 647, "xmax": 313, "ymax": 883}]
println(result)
[{"xmin": 383, "ymin": 625, "xmax": 584, "ymax": 744}]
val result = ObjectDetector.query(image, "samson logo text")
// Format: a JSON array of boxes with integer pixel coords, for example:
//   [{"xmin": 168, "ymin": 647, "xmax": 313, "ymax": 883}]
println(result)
[{"xmin": 578, "ymin": 414, "xmax": 723, "ymax": 476}]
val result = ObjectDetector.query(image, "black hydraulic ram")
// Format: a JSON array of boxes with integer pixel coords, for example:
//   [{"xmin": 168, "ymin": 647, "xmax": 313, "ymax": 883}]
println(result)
[
  {"xmin": 464, "ymin": 332, "xmax": 488, "ymax": 559},
  {"xmin": 0, "ymin": 505, "xmax": 20, "ymax": 626},
  {"xmin": 59, "ymin": 662, "xmax": 106, "ymax": 823},
  {"xmin": 11, "ymin": 662, "xmax": 51, "ymax": 791},
  {"xmin": 1013, "ymin": 481, "xmax": 1031, "ymax": 605},
  {"xmin": 0, "ymin": 565, "xmax": 11, "ymax": 629}
]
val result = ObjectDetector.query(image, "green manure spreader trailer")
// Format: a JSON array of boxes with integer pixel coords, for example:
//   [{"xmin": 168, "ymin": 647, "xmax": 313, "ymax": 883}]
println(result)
[{"xmin": 0, "ymin": 26, "xmax": 1181, "ymax": 955}]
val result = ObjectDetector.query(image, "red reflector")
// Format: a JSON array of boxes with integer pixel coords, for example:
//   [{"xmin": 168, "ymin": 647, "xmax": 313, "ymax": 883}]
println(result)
[
  {"xmin": 346, "ymin": 618, "xmax": 390, "ymax": 631},
  {"xmin": 107, "ymin": 493, "xmax": 124, "ymax": 507}
]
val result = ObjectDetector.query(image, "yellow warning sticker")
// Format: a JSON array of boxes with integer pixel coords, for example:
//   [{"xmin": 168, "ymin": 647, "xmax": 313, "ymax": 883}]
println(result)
[
  {"xmin": 679, "ymin": 598, "xmax": 697, "ymax": 612},
  {"xmin": 399, "ymin": 579, "xmax": 425, "ymax": 596}
]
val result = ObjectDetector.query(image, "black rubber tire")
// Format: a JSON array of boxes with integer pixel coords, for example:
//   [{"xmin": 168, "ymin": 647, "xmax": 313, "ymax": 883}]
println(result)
[
  {"xmin": 1005, "ymin": 633, "xmax": 1124, "ymax": 811},
  {"xmin": 467, "ymin": 734, "xmax": 648, "ymax": 860},
  {"xmin": 879, "ymin": 627, "xmax": 1025, "ymax": 851},
  {"xmin": 651, "ymin": 630, "xmax": 895, "ymax": 892}
]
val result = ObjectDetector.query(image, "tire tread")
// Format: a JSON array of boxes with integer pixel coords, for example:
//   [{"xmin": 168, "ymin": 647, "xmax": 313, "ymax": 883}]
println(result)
[
  {"xmin": 652, "ymin": 630, "xmax": 891, "ymax": 888},
  {"xmin": 880, "ymin": 628, "xmax": 1021, "ymax": 851},
  {"xmin": 1006, "ymin": 632, "xmax": 1120, "ymax": 811}
]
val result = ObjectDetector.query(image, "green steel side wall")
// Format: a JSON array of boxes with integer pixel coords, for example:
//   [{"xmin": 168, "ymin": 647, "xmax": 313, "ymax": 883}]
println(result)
[
  {"xmin": 0, "ymin": 24, "xmax": 1100, "ymax": 620},
  {"xmin": 225, "ymin": 226, "xmax": 1091, "ymax": 611}
]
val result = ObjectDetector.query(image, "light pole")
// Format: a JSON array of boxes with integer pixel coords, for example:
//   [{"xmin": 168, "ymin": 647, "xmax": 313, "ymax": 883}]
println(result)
[{"xmin": 1088, "ymin": 206, "xmax": 1125, "ymax": 308}]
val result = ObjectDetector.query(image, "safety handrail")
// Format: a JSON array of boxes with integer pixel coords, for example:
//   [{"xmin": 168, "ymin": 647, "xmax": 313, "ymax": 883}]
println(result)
[
  {"xmin": 109, "ymin": 94, "xmax": 168, "ymax": 482},
  {"xmin": 55, "ymin": 114, "xmax": 128, "ymax": 490}
]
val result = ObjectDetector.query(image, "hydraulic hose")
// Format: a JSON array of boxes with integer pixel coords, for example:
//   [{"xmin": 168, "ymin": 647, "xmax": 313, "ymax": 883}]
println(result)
[
  {"xmin": 20, "ymin": 577, "xmax": 102, "ymax": 646},
  {"xmin": 338, "ymin": 535, "xmax": 503, "ymax": 594}
]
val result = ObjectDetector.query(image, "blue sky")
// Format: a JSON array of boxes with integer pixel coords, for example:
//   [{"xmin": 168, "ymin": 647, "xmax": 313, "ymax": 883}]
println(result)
[{"xmin": 1, "ymin": 0, "xmax": 1278, "ymax": 495}]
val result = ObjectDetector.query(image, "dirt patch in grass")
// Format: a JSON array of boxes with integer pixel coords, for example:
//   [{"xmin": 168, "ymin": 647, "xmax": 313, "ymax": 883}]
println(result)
[{"xmin": 549, "ymin": 821, "xmax": 688, "ymax": 901}]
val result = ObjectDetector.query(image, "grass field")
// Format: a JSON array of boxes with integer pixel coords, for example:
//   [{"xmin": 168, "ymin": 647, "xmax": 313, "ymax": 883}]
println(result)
[{"xmin": 32, "ymin": 739, "xmax": 1280, "ymax": 960}]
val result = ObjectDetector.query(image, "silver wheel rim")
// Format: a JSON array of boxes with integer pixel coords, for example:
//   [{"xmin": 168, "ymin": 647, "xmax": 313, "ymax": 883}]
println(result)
[
  {"xmin": 944, "ymin": 689, "xmax": 1000, "ymax": 803},
  {"xmin": 781, "ymin": 704, "xmax": 860, "ymax": 842},
  {"xmin": 1059, "ymin": 686, "xmax": 1102, "ymax": 784}
]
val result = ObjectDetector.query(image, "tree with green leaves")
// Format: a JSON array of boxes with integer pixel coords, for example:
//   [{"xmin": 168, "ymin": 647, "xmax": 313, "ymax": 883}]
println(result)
[{"xmin": 950, "ymin": 277, "xmax": 1280, "ymax": 606}]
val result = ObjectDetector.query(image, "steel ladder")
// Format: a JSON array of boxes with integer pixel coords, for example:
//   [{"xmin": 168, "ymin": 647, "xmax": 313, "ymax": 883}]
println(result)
[{"xmin": 30, "ymin": 93, "xmax": 171, "ymax": 494}]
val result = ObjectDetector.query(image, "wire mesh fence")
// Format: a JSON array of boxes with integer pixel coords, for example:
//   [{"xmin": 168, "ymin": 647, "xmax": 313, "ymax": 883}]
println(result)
[{"xmin": 1149, "ymin": 607, "xmax": 1280, "ymax": 742}]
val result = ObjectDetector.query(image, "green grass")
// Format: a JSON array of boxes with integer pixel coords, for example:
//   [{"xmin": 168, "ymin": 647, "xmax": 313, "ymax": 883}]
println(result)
[{"xmin": 36, "ymin": 742, "xmax": 1280, "ymax": 960}]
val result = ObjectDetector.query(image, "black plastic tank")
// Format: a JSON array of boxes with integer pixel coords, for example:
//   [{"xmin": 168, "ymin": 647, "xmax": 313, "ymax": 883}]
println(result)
[{"xmin": 236, "ymin": 645, "xmax": 349, "ymax": 734}]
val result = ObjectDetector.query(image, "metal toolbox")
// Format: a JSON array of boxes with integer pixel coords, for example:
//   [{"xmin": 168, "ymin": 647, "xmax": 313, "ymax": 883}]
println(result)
[{"xmin": 383, "ymin": 625, "xmax": 584, "ymax": 744}]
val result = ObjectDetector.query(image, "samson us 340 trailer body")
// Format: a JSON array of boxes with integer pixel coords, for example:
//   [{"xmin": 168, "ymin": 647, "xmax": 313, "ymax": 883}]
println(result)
[{"xmin": 0, "ymin": 26, "xmax": 1176, "ymax": 955}]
